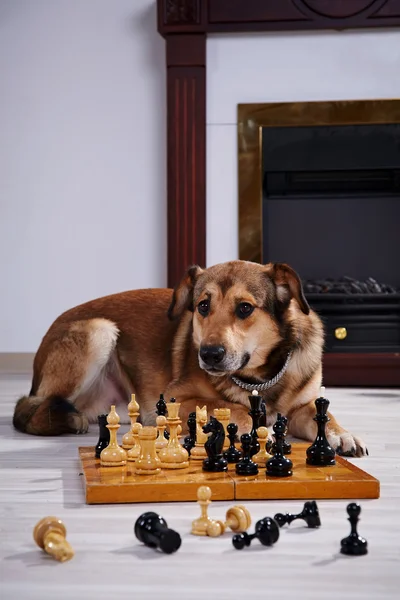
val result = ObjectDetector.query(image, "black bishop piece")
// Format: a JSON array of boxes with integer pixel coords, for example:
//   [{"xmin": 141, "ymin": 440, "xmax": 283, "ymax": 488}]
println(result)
[
  {"xmin": 306, "ymin": 387, "xmax": 336, "ymax": 467},
  {"xmin": 274, "ymin": 501, "xmax": 321, "ymax": 529},
  {"xmin": 223, "ymin": 423, "xmax": 242, "ymax": 463},
  {"xmin": 340, "ymin": 503, "xmax": 368, "ymax": 556},
  {"xmin": 134, "ymin": 512, "xmax": 182, "ymax": 554},
  {"xmin": 248, "ymin": 391, "xmax": 264, "ymax": 457},
  {"xmin": 232, "ymin": 517, "xmax": 280, "ymax": 550},
  {"xmin": 266, "ymin": 414, "xmax": 293, "ymax": 477},
  {"xmin": 183, "ymin": 412, "xmax": 196, "ymax": 455},
  {"xmin": 95, "ymin": 414, "xmax": 110, "ymax": 458},
  {"xmin": 235, "ymin": 433, "xmax": 258, "ymax": 475},
  {"xmin": 271, "ymin": 414, "xmax": 291, "ymax": 455}
]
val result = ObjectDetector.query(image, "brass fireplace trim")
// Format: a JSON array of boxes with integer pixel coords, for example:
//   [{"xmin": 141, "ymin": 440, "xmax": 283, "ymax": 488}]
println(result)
[{"xmin": 238, "ymin": 99, "xmax": 400, "ymax": 264}]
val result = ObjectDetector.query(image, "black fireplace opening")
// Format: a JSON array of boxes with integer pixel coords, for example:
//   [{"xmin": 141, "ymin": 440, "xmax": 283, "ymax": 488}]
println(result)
[{"xmin": 261, "ymin": 123, "xmax": 400, "ymax": 353}]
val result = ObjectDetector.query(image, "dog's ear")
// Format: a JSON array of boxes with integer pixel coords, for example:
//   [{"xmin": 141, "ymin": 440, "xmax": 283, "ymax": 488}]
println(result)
[
  {"xmin": 167, "ymin": 265, "xmax": 203, "ymax": 320},
  {"xmin": 265, "ymin": 262, "xmax": 310, "ymax": 315}
]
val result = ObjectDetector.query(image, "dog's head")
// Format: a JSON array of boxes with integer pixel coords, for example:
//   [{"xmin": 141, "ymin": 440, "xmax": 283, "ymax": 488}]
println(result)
[{"xmin": 168, "ymin": 260, "xmax": 309, "ymax": 377}]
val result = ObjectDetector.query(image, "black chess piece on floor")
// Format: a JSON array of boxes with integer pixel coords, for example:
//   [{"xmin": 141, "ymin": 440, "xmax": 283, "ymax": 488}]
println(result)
[
  {"xmin": 236, "ymin": 433, "xmax": 259, "ymax": 475},
  {"xmin": 306, "ymin": 389, "xmax": 336, "ymax": 466},
  {"xmin": 134, "ymin": 512, "xmax": 182, "ymax": 554},
  {"xmin": 266, "ymin": 414, "xmax": 293, "ymax": 477},
  {"xmin": 183, "ymin": 412, "xmax": 196, "ymax": 455},
  {"xmin": 271, "ymin": 415, "xmax": 291, "ymax": 455},
  {"xmin": 274, "ymin": 501, "xmax": 321, "ymax": 528},
  {"xmin": 156, "ymin": 393, "xmax": 169, "ymax": 439},
  {"xmin": 340, "ymin": 503, "xmax": 368, "ymax": 556},
  {"xmin": 223, "ymin": 423, "xmax": 242, "ymax": 463},
  {"xmin": 95, "ymin": 414, "xmax": 110, "ymax": 458},
  {"xmin": 232, "ymin": 517, "xmax": 280, "ymax": 549},
  {"xmin": 202, "ymin": 416, "xmax": 228, "ymax": 472},
  {"xmin": 248, "ymin": 391, "xmax": 263, "ymax": 457}
]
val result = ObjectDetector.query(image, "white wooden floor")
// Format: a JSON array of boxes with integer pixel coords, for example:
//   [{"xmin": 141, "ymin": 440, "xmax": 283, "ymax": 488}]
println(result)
[{"xmin": 0, "ymin": 375, "xmax": 399, "ymax": 599}]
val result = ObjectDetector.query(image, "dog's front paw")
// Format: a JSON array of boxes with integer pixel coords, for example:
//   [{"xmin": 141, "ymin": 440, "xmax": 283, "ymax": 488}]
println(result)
[
  {"xmin": 67, "ymin": 412, "xmax": 89, "ymax": 434},
  {"xmin": 327, "ymin": 429, "xmax": 368, "ymax": 457}
]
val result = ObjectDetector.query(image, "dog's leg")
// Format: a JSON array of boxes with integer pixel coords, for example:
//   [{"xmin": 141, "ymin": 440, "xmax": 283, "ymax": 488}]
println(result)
[
  {"xmin": 13, "ymin": 318, "xmax": 120, "ymax": 436},
  {"xmin": 287, "ymin": 400, "xmax": 368, "ymax": 457}
]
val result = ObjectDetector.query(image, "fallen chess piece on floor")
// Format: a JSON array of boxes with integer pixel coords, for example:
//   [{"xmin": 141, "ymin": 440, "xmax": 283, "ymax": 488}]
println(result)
[
  {"xmin": 134, "ymin": 512, "xmax": 181, "ymax": 554},
  {"xmin": 33, "ymin": 516, "xmax": 74, "ymax": 562},
  {"xmin": 232, "ymin": 517, "xmax": 280, "ymax": 550},
  {"xmin": 274, "ymin": 500, "xmax": 321, "ymax": 528},
  {"xmin": 340, "ymin": 502, "xmax": 368, "ymax": 556},
  {"xmin": 206, "ymin": 505, "xmax": 251, "ymax": 537}
]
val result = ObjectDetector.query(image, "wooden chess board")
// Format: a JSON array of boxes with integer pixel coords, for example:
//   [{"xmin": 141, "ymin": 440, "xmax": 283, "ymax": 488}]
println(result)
[{"xmin": 78, "ymin": 444, "xmax": 380, "ymax": 504}]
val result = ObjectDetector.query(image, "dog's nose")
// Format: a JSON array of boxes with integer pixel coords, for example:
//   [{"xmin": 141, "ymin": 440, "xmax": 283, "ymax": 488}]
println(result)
[{"xmin": 200, "ymin": 345, "xmax": 226, "ymax": 366}]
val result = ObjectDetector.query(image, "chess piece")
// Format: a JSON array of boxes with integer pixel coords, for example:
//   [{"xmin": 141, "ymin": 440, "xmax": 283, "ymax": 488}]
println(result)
[
  {"xmin": 100, "ymin": 405, "xmax": 127, "ymax": 467},
  {"xmin": 248, "ymin": 391, "xmax": 264, "ymax": 456},
  {"xmin": 155, "ymin": 415, "xmax": 168, "ymax": 451},
  {"xmin": 252, "ymin": 427, "xmax": 271, "ymax": 466},
  {"xmin": 235, "ymin": 433, "xmax": 259, "ymax": 476},
  {"xmin": 183, "ymin": 412, "xmax": 196, "ymax": 455},
  {"xmin": 134, "ymin": 426, "xmax": 161, "ymax": 475},
  {"xmin": 232, "ymin": 517, "xmax": 280, "ymax": 550},
  {"xmin": 271, "ymin": 414, "xmax": 291, "ymax": 455},
  {"xmin": 306, "ymin": 387, "xmax": 336, "ymax": 467},
  {"xmin": 33, "ymin": 517, "xmax": 74, "ymax": 562},
  {"xmin": 158, "ymin": 399, "xmax": 189, "ymax": 469},
  {"xmin": 122, "ymin": 394, "xmax": 140, "ymax": 449},
  {"xmin": 206, "ymin": 505, "xmax": 251, "ymax": 537},
  {"xmin": 134, "ymin": 512, "xmax": 181, "ymax": 554},
  {"xmin": 223, "ymin": 423, "xmax": 242, "ymax": 463},
  {"xmin": 191, "ymin": 486, "xmax": 213, "ymax": 536},
  {"xmin": 95, "ymin": 414, "xmax": 110, "ymax": 458},
  {"xmin": 156, "ymin": 393, "xmax": 169, "ymax": 439},
  {"xmin": 190, "ymin": 405, "xmax": 208, "ymax": 460},
  {"xmin": 340, "ymin": 503, "xmax": 368, "ymax": 556},
  {"xmin": 214, "ymin": 408, "xmax": 231, "ymax": 450},
  {"xmin": 127, "ymin": 422, "xmax": 143, "ymax": 461},
  {"xmin": 266, "ymin": 414, "xmax": 293, "ymax": 477},
  {"xmin": 274, "ymin": 501, "xmax": 321, "ymax": 529},
  {"xmin": 202, "ymin": 416, "xmax": 228, "ymax": 472}
]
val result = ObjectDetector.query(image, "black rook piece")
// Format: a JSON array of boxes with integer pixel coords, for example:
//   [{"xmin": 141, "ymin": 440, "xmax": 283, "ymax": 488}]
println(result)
[
  {"xmin": 306, "ymin": 389, "xmax": 336, "ymax": 467},
  {"xmin": 223, "ymin": 423, "xmax": 242, "ymax": 463},
  {"xmin": 95, "ymin": 414, "xmax": 110, "ymax": 458},
  {"xmin": 183, "ymin": 412, "xmax": 196, "ymax": 455},
  {"xmin": 235, "ymin": 433, "xmax": 259, "ymax": 476},
  {"xmin": 202, "ymin": 416, "xmax": 228, "ymax": 472},
  {"xmin": 156, "ymin": 394, "xmax": 169, "ymax": 439},
  {"xmin": 248, "ymin": 392, "xmax": 263, "ymax": 456},
  {"xmin": 232, "ymin": 517, "xmax": 280, "ymax": 550},
  {"xmin": 340, "ymin": 503, "xmax": 368, "ymax": 556},
  {"xmin": 272, "ymin": 415, "xmax": 291, "ymax": 455},
  {"xmin": 134, "ymin": 512, "xmax": 182, "ymax": 554},
  {"xmin": 266, "ymin": 414, "xmax": 293, "ymax": 477},
  {"xmin": 274, "ymin": 501, "xmax": 321, "ymax": 529}
]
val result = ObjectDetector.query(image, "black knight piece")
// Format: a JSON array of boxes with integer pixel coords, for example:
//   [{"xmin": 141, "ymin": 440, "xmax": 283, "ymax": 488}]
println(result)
[
  {"xmin": 183, "ymin": 411, "xmax": 196, "ymax": 455},
  {"xmin": 274, "ymin": 501, "xmax": 321, "ymax": 529},
  {"xmin": 156, "ymin": 393, "xmax": 169, "ymax": 439},
  {"xmin": 134, "ymin": 512, "xmax": 182, "ymax": 554},
  {"xmin": 271, "ymin": 415, "xmax": 291, "ymax": 455},
  {"xmin": 266, "ymin": 414, "xmax": 293, "ymax": 477},
  {"xmin": 248, "ymin": 391, "xmax": 263, "ymax": 456},
  {"xmin": 340, "ymin": 503, "xmax": 368, "ymax": 556},
  {"xmin": 95, "ymin": 414, "xmax": 110, "ymax": 458},
  {"xmin": 202, "ymin": 416, "xmax": 228, "ymax": 472},
  {"xmin": 306, "ymin": 388, "xmax": 336, "ymax": 466},
  {"xmin": 223, "ymin": 423, "xmax": 242, "ymax": 463},
  {"xmin": 232, "ymin": 517, "xmax": 280, "ymax": 550},
  {"xmin": 235, "ymin": 433, "xmax": 259, "ymax": 476}
]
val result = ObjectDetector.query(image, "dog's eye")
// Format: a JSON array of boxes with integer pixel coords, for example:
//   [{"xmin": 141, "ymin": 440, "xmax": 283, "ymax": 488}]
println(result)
[
  {"xmin": 237, "ymin": 302, "xmax": 254, "ymax": 319},
  {"xmin": 198, "ymin": 300, "xmax": 210, "ymax": 317}
]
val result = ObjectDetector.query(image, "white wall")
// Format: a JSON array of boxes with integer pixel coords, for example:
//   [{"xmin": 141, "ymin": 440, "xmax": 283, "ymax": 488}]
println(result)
[
  {"xmin": 0, "ymin": 0, "xmax": 166, "ymax": 352},
  {"xmin": 206, "ymin": 30, "xmax": 400, "ymax": 267}
]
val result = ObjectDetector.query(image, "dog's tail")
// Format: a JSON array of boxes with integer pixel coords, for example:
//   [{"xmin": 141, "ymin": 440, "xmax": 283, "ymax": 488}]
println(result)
[{"xmin": 13, "ymin": 394, "xmax": 86, "ymax": 436}]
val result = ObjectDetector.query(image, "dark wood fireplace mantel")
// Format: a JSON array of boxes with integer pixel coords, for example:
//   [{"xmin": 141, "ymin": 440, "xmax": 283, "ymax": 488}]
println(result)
[{"xmin": 156, "ymin": 0, "xmax": 400, "ymax": 385}]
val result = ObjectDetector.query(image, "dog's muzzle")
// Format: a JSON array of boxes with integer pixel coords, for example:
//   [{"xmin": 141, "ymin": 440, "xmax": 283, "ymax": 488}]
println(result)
[{"xmin": 199, "ymin": 345, "xmax": 226, "ymax": 367}]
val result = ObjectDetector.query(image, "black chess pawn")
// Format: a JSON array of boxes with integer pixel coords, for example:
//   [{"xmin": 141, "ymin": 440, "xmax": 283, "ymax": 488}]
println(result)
[
  {"xmin": 183, "ymin": 412, "xmax": 196, "ymax": 455},
  {"xmin": 156, "ymin": 393, "xmax": 169, "ymax": 439},
  {"xmin": 134, "ymin": 512, "xmax": 182, "ymax": 554},
  {"xmin": 202, "ymin": 416, "xmax": 228, "ymax": 472},
  {"xmin": 95, "ymin": 414, "xmax": 110, "ymax": 458},
  {"xmin": 232, "ymin": 517, "xmax": 280, "ymax": 550},
  {"xmin": 223, "ymin": 423, "xmax": 242, "ymax": 463},
  {"xmin": 306, "ymin": 390, "xmax": 336, "ymax": 466},
  {"xmin": 248, "ymin": 391, "xmax": 264, "ymax": 457},
  {"xmin": 271, "ymin": 415, "xmax": 291, "ymax": 455},
  {"xmin": 266, "ymin": 414, "xmax": 293, "ymax": 477},
  {"xmin": 274, "ymin": 501, "xmax": 321, "ymax": 529},
  {"xmin": 340, "ymin": 503, "xmax": 368, "ymax": 556},
  {"xmin": 235, "ymin": 433, "xmax": 259, "ymax": 475}
]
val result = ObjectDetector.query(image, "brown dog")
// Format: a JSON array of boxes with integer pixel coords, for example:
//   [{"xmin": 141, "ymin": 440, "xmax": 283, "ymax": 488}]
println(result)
[{"xmin": 13, "ymin": 260, "xmax": 367, "ymax": 456}]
